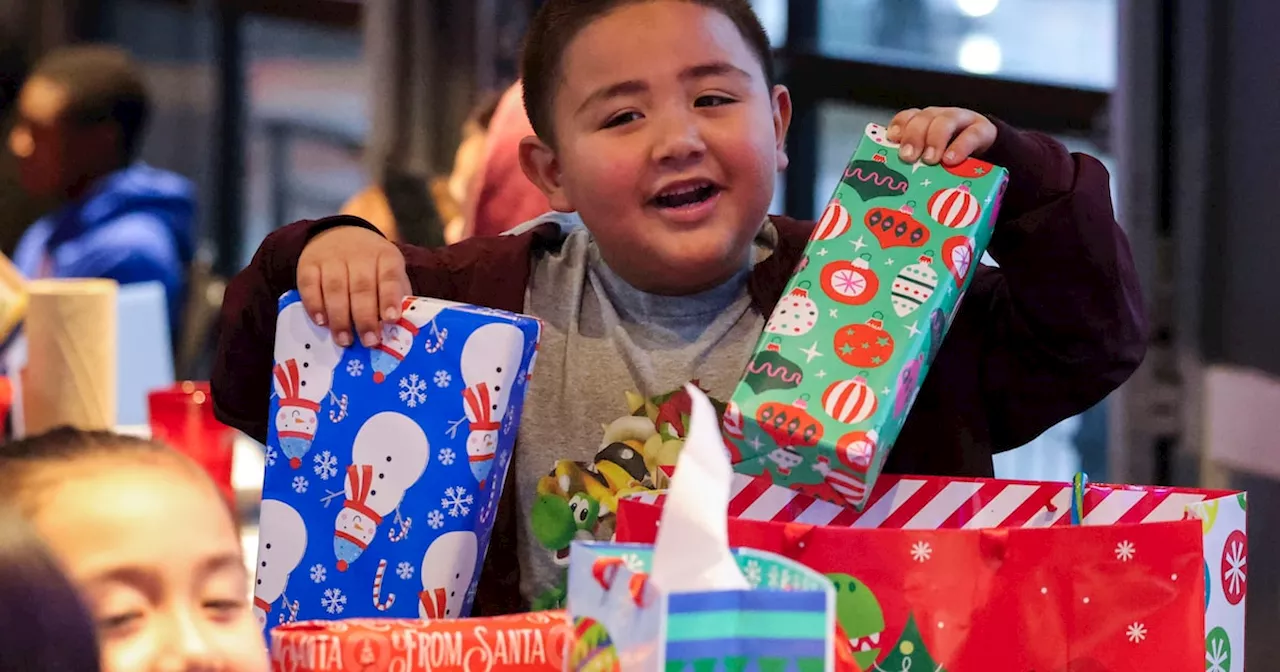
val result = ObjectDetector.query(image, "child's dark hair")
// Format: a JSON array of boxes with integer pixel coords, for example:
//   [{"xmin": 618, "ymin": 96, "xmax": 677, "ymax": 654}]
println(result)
[
  {"xmin": 0, "ymin": 506, "xmax": 102, "ymax": 672},
  {"xmin": 521, "ymin": 0, "xmax": 775, "ymax": 144},
  {"xmin": 30, "ymin": 44, "xmax": 150, "ymax": 163},
  {"xmin": 0, "ymin": 426, "xmax": 220, "ymax": 518}
]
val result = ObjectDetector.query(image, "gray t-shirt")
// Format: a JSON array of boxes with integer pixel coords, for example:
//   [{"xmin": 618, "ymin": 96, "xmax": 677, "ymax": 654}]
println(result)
[{"xmin": 510, "ymin": 213, "xmax": 776, "ymax": 609}]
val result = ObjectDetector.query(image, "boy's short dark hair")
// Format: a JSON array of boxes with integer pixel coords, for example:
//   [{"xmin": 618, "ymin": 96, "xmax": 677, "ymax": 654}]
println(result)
[
  {"xmin": 521, "ymin": 0, "xmax": 775, "ymax": 145},
  {"xmin": 31, "ymin": 45, "xmax": 150, "ymax": 163}
]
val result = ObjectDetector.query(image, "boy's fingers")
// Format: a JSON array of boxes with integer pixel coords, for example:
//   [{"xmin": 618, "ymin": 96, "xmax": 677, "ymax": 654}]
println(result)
[
  {"xmin": 886, "ymin": 109, "xmax": 919, "ymax": 142},
  {"xmin": 899, "ymin": 109, "xmax": 935, "ymax": 162},
  {"xmin": 945, "ymin": 122, "xmax": 996, "ymax": 164},
  {"xmin": 297, "ymin": 263, "xmax": 327, "ymax": 326},
  {"xmin": 348, "ymin": 261, "xmax": 382, "ymax": 347},
  {"xmin": 320, "ymin": 261, "xmax": 353, "ymax": 347},
  {"xmin": 377, "ymin": 250, "xmax": 409, "ymax": 323},
  {"xmin": 923, "ymin": 115, "xmax": 960, "ymax": 165}
]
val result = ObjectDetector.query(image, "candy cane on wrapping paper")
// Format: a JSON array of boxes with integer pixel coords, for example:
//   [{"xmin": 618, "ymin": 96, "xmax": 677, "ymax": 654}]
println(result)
[
  {"xmin": 387, "ymin": 509, "xmax": 411, "ymax": 542},
  {"xmin": 277, "ymin": 595, "xmax": 300, "ymax": 625},
  {"xmin": 372, "ymin": 559, "xmax": 395, "ymax": 611}
]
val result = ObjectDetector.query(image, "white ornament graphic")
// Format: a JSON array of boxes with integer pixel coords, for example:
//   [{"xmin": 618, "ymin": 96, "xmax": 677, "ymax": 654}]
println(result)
[
  {"xmin": 346, "ymin": 359, "xmax": 364, "ymax": 377},
  {"xmin": 1115, "ymin": 540, "xmax": 1136, "ymax": 562},
  {"xmin": 398, "ymin": 373, "xmax": 428, "ymax": 408},
  {"xmin": 396, "ymin": 561, "xmax": 414, "ymax": 580},
  {"xmin": 309, "ymin": 564, "xmax": 327, "ymax": 584},
  {"xmin": 313, "ymin": 450, "xmax": 338, "ymax": 480},
  {"xmin": 321, "ymin": 588, "xmax": 347, "ymax": 615},
  {"xmin": 1126, "ymin": 622, "xmax": 1147, "ymax": 644},
  {"xmin": 442, "ymin": 486, "xmax": 473, "ymax": 518},
  {"xmin": 911, "ymin": 541, "xmax": 933, "ymax": 563}
]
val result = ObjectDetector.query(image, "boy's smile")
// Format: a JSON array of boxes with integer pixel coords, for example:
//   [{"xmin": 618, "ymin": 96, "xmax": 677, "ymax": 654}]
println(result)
[{"xmin": 520, "ymin": 0, "xmax": 792, "ymax": 296}]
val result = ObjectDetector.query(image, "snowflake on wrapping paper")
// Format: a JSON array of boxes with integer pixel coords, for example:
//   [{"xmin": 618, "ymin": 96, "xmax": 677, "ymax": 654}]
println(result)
[
  {"xmin": 442, "ymin": 487, "xmax": 473, "ymax": 518},
  {"xmin": 1206, "ymin": 627, "xmax": 1231, "ymax": 672},
  {"xmin": 346, "ymin": 359, "xmax": 363, "ymax": 377},
  {"xmin": 620, "ymin": 553, "xmax": 646, "ymax": 573},
  {"xmin": 313, "ymin": 451, "xmax": 338, "ymax": 480},
  {"xmin": 1224, "ymin": 535, "xmax": 1246, "ymax": 599},
  {"xmin": 321, "ymin": 588, "xmax": 347, "ymax": 615},
  {"xmin": 743, "ymin": 560, "xmax": 763, "ymax": 588},
  {"xmin": 1115, "ymin": 540, "xmax": 1136, "ymax": 562},
  {"xmin": 434, "ymin": 370, "xmax": 452, "ymax": 388},
  {"xmin": 309, "ymin": 564, "xmax": 327, "ymax": 584},
  {"xmin": 1126, "ymin": 622, "xmax": 1147, "ymax": 644},
  {"xmin": 292, "ymin": 476, "xmax": 309, "ymax": 494},
  {"xmin": 399, "ymin": 374, "xmax": 428, "ymax": 408},
  {"xmin": 438, "ymin": 448, "xmax": 456, "ymax": 466},
  {"xmin": 265, "ymin": 446, "xmax": 278, "ymax": 467},
  {"xmin": 427, "ymin": 510, "xmax": 445, "ymax": 529},
  {"xmin": 911, "ymin": 541, "xmax": 933, "ymax": 563},
  {"xmin": 396, "ymin": 561, "xmax": 414, "ymax": 580},
  {"xmin": 765, "ymin": 565, "xmax": 796, "ymax": 590}
]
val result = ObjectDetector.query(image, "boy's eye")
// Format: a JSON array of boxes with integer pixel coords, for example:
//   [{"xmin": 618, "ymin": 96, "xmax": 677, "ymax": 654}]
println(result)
[
  {"xmin": 695, "ymin": 94, "xmax": 736, "ymax": 108},
  {"xmin": 602, "ymin": 111, "xmax": 642, "ymax": 129},
  {"xmin": 98, "ymin": 611, "xmax": 144, "ymax": 635},
  {"xmin": 204, "ymin": 598, "xmax": 250, "ymax": 619}
]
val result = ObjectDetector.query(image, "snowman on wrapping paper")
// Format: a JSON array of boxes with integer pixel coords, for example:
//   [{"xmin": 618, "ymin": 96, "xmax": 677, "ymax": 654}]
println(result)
[
  {"xmin": 253, "ymin": 499, "xmax": 308, "ymax": 629},
  {"xmin": 332, "ymin": 412, "xmax": 430, "ymax": 572},
  {"xmin": 273, "ymin": 301, "xmax": 345, "ymax": 468},
  {"xmin": 460, "ymin": 323, "xmax": 527, "ymax": 490},
  {"xmin": 371, "ymin": 297, "xmax": 451, "ymax": 383},
  {"xmin": 418, "ymin": 530, "xmax": 478, "ymax": 619}
]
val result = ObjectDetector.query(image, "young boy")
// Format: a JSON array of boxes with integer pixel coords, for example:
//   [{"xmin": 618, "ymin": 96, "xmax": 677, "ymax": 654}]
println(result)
[{"xmin": 212, "ymin": 0, "xmax": 1145, "ymax": 616}]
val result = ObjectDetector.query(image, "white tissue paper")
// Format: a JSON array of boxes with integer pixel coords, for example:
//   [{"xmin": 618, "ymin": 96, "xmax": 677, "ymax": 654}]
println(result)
[{"xmin": 648, "ymin": 383, "xmax": 750, "ymax": 594}]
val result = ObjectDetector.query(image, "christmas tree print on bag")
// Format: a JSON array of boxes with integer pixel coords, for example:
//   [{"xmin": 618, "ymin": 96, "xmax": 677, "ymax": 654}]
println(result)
[
  {"xmin": 255, "ymin": 291, "xmax": 540, "ymax": 641},
  {"xmin": 727, "ymin": 123, "xmax": 1008, "ymax": 510}
]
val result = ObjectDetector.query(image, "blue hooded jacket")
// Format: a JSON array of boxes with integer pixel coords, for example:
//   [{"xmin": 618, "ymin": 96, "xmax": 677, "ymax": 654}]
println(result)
[{"xmin": 13, "ymin": 163, "xmax": 195, "ymax": 338}]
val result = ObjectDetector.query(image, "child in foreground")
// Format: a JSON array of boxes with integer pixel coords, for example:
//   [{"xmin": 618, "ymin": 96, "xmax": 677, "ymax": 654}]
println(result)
[
  {"xmin": 212, "ymin": 0, "xmax": 1145, "ymax": 614},
  {"xmin": 0, "ymin": 428, "xmax": 269, "ymax": 672}
]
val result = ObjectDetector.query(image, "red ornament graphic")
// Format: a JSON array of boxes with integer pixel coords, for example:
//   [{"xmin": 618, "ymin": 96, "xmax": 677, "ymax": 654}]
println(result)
[
  {"xmin": 822, "ymin": 375, "xmax": 878, "ymax": 425},
  {"xmin": 865, "ymin": 201, "xmax": 930, "ymax": 249},
  {"xmin": 821, "ymin": 255, "xmax": 879, "ymax": 306},
  {"xmin": 942, "ymin": 156, "xmax": 996, "ymax": 179},
  {"xmin": 833, "ymin": 313, "xmax": 895, "ymax": 368},
  {"xmin": 928, "ymin": 182, "xmax": 982, "ymax": 229},
  {"xmin": 872, "ymin": 148, "xmax": 889, "ymax": 164},
  {"xmin": 1221, "ymin": 529, "xmax": 1247, "ymax": 606},
  {"xmin": 835, "ymin": 429, "xmax": 878, "ymax": 473},
  {"xmin": 756, "ymin": 395, "xmax": 825, "ymax": 450},
  {"xmin": 812, "ymin": 200, "xmax": 853, "ymax": 241},
  {"xmin": 942, "ymin": 235, "xmax": 975, "ymax": 286}
]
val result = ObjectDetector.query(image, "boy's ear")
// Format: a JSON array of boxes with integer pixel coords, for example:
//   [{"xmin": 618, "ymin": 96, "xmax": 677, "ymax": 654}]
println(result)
[
  {"xmin": 518, "ymin": 135, "xmax": 575, "ymax": 213},
  {"xmin": 771, "ymin": 84, "xmax": 793, "ymax": 172}
]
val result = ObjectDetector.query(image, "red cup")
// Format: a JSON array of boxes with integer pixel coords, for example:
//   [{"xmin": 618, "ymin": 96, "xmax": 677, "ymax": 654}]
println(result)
[{"xmin": 148, "ymin": 381, "xmax": 236, "ymax": 503}]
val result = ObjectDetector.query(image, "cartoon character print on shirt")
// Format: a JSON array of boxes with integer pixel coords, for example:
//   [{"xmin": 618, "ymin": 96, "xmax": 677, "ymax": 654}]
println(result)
[{"xmin": 528, "ymin": 383, "xmax": 729, "ymax": 611}]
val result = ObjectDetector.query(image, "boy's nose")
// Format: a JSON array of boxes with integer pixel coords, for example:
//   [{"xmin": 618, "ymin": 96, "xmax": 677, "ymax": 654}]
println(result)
[
  {"xmin": 154, "ymin": 612, "xmax": 222, "ymax": 672},
  {"xmin": 652, "ymin": 114, "xmax": 707, "ymax": 166}
]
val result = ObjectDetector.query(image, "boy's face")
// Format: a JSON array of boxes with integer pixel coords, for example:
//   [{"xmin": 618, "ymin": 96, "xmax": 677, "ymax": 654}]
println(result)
[
  {"xmin": 521, "ymin": 1, "xmax": 791, "ymax": 295},
  {"xmin": 8, "ymin": 76, "xmax": 118, "ymax": 198},
  {"xmin": 32, "ymin": 460, "xmax": 269, "ymax": 672}
]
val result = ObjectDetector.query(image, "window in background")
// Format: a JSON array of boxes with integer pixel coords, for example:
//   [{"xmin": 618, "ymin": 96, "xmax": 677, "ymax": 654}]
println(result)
[
  {"xmin": 242, "ymin": 14, "xmax": 368, "ymax": 267},
  {"xmin": 750, "ymin": 0, "xmax": 788, "ymax": 47},
  {"xmin": 816, "ymin": 102, "xmax": 1116, "ymax": 481},
  {"xmin": 818, "ymin": 0, "xmax": 1116, "ymax": 90}
]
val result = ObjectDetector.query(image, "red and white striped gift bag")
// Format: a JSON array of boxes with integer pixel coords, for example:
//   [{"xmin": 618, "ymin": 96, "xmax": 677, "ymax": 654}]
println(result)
[{"xmin": 617, "ymin": 473, "xmax": 1247, "ymax": 671}]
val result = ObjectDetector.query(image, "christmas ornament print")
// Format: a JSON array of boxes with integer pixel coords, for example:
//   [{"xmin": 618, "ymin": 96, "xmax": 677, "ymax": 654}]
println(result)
[
  {"xmin": 1206, "ymin": 626, "xmax": 1231, "ymax": 672},
  {"xmin": 836, "ymin": 429, "xmax": 878, "ymax": 472},
  {"xmin": 843, "ymin": 156, "xmax": 910, "ymax": 201},
  {"xmin": 942, "ymin": 235, "xmax": 974, "ymax": 286},
  {"xmin": 1220, "ymin": 529, "xmax": 1246, "ymax": 606},
  {"xmin": 756, "ymin": 395, "xmax": 825, "ymax": 450},
  {"xmin": 822, "ymin": 375, "xmax": 878, "ymax": 425},
  {"xmin": 927, "ymin": 309, "xmax": 946, "ymax": 362},
  {"xmin": 928, "ymin": 182, "xmax": 983, "ymax": 229},
  {"xmin": 821, "ymin": 255, "xmax": 880, "ymax": 306},
  {"xmin": 764, "ymin": 282, "xmax": 818, "ymax": 337},
  {"xmin": 742, "ymin": 338, "xmax": 804, "ymax": 394},
  {"xmin": 894, "ymin": 355, "xmax": 925, "ymax": 418},
  {"xmin": 812, "ymin": 200, "xmax": 853, "ymax": 241},
  {"xmin": 890, "ymin": 253, "xmax": 939, "ymax": 317},
  {"xmin": 865, "ymin": 202, "xmax": 930, "ymax": 249},
  {"xmin": 942, "ymin": 155, "xmax": 995, "ymax": 180},
  {"xmin": 833, "ymin": 313, "xmax": 895, "ymax": 368}
]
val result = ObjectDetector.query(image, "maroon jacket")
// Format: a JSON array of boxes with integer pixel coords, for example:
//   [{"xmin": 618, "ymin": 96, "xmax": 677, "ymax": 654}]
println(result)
[{"xmin": 213, "ymin": 120, "xmax": 1146, "ymax": 615}]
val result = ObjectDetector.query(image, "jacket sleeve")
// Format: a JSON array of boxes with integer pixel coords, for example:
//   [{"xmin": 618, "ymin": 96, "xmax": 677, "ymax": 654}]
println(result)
[{"xmin": 975, "ymin": 119, "xmax": 1147, "ymax": 451}]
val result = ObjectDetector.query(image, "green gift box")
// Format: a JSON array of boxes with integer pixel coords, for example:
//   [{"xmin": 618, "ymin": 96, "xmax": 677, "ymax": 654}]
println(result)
[{"xmin": 726, "ymin": 122, "xmax": 1009, "ymax": 510}]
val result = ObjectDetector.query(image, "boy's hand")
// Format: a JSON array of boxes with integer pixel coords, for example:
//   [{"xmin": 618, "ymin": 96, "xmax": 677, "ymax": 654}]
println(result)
[
  {"xmin": 886, "ymin": 107, "xmax": 997, "ymax": 166},
  {"xmin": 297, "ymin": 226, "xmax": 411, "ymax": 348}
]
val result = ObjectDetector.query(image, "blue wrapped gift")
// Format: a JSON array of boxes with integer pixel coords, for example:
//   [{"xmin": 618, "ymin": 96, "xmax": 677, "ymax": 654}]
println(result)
[{"xmin": 253, "ymin": 291, "xmax": 540, "ymax": 637}]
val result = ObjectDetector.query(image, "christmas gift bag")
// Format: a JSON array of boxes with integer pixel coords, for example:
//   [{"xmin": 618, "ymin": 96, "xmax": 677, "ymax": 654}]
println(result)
[
  {"xmin": 617, "ymin": 473, "xmax": 1247, "ymax": 671},
  {"xmin": 567, "ymin": 385, "xmax": 841, "ymax": 672},
  {"xmin": 255, "ymin": 291, "xmax": 541, "ymax": 638},
  {"xmin": 726, "ymin": 123, "xmax": 1008, "ymax": 511},
  {"xmin": 269, "ymin": 610, "xmax": 573, "ymax": 672}
]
